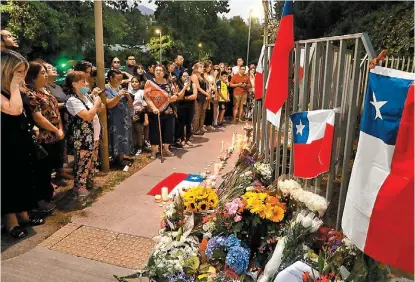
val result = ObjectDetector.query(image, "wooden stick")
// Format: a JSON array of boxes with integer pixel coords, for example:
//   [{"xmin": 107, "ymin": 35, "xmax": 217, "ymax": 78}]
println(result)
[{"xmin": 158, "ymin": 113, "xmax": 164, "ymax": 163}]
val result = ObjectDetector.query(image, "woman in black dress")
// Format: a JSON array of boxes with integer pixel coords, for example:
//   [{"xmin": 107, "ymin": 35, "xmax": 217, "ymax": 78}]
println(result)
[{"xmin": 1, "ymin": 50, "xmax": 45, "ymax": 239}]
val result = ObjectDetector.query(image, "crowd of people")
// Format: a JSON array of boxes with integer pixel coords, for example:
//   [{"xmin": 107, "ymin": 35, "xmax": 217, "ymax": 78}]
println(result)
[{"xmin": 0, "ymin": 29, "xmax": 256, "ymax": 239}]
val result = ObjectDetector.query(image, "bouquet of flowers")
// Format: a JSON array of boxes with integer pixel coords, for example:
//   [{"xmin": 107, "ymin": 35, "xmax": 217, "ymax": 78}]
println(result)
[
  {"xmin": 278, "ymin": 179, "xmax": 328, "ymax": 216},
  {"xmin": 242, "ymin": 192, "xmax": 286, "ymax": 223},
  {"xmin": 253, "ymin": 162, "xmax": 273, "ymax": 186},
  {"xmin": 183, "ymin": 187, "xmax": 218, "ymax": 213},
  {"xmin": 205, "ymin": 235, "xmax": 251, "ymax": 275}
]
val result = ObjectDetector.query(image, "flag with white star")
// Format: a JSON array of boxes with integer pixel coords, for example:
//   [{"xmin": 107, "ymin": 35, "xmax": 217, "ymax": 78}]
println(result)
[
  {"xmin": 290, "ymin": 109, "xmax": 335, "ymax": 178},
  {"xmin": 342, "ymin": 66, "xmax": 415, "ymax": 273}
]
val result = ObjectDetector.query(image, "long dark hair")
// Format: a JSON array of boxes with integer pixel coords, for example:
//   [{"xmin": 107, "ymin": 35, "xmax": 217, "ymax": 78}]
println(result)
[
  {"xmin": 74, "ymin": 60, "xmax": 92, "ymax": 73},
  {"xmin": 25, "ymin": 61, "xmax": 46, "ymax": 89}
]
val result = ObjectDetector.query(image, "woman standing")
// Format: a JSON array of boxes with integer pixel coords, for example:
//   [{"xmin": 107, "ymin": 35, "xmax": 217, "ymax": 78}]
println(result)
[
  {"xmin": 191, "ymin": 62, "xmax": 210, "ymax": 135},
  {"xmin": 26, "ymin": 61, "xmax": 63, "ymax": 213},
  {"xmin": 144, "ymin": 65, "xmax": 177, "ymax": 159},
  {"xmin": 1, "ymin": 50, "xmax": 45, "ymax": 239},
  {"xmin": 204, "ymin": 60, "xmax": 218, "ymax": 130},
  {"xmin": 130, "ymin": 77, "xmax": 148, "ymax": 155},
  {"xmin": 177, "ymin": 70, "xmax": 196, "ymax": 146},
  {"xmin": 65, "ymin": 71, "xmax": 102, "ymax": 197},
  {"xmin": 105, "ymin": 69, "xmax": 134, "ymax": 166}
]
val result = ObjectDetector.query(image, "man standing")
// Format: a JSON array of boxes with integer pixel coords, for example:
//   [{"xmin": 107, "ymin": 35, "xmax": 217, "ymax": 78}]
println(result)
[
  {"xmin": 125, "ymin": 55, "xmax": 137, "ymax": 77},
  {"xmin": 232, "ymin": 57, "xmax": 244, "ymax": 75},
  {"xmin": 230, "ymin": 65, "xmax": 251, "ymax": 123},
  {"xmin": 143, "ymin": 61, "xmax": 157, "ymax": 81},
  {"xmin": 174, "ymin": 55, "xmax": 185, "ymax": 77},
  {"xmin": 1, "ymin": 30, "xmax": 19, "ymax": 50}
]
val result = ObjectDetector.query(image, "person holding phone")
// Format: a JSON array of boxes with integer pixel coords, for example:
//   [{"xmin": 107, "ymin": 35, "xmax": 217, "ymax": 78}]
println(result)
[
  {"xmin": 65, "ymin": 71, "xmax": 102, "ymax": 197},
  {"xmin": 176, "ymin": 70, "xmax": 196, "ymax": 147},
  {"xmin": 230, "ymin": 65, "xmax": 251, "ymax": 123},
  {"xmin": 105, "ymin": 69, "xmax": 134, "ymax": 167}
]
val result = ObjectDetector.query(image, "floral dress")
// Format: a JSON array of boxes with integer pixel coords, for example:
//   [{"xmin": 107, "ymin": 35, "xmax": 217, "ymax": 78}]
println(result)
[{"xmin": 105, "ymin": 85, "xmax": 134, "ymax": 158}]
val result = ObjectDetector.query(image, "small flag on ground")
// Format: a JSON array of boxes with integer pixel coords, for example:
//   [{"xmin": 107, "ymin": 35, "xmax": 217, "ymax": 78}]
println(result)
[
  {"xmin": 290, "ymin": 109, "xmax": 335, "ymax": 178},
  {"xmin": 255, "ymin": 45, "xmax": 265, "ymax": 100},
  {"xmin": 342, "ymin": 66, "xmax": 414, "ymax": 273},
  {"xmin": 147, "ymin": 173, "xmax": 203, "ymax": 197},
  {"xmin": 264, "ymin": 0, "xmax": 294, "ymax": 127}
]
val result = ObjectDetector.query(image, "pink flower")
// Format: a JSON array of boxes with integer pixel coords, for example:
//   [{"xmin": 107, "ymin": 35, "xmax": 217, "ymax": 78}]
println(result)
[
  {"xmin": 234, "ymin": 215, "xmax": 242, "ymax": 222},
  {"xmin": 225, "ymin": 198, "xmax": 243, "ymax": 215}
]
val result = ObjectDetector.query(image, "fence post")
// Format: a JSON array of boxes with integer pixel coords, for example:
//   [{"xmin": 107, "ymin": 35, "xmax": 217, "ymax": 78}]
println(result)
[{"xmin": 336, "ymin": 38, "xmax": 362, "ymax": 230}]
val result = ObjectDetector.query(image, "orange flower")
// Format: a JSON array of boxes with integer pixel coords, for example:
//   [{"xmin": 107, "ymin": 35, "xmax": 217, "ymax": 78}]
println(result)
[
  {"xmin": 266, "ymin": 196, "xmax": 278, "ymax": 206},
  {"xmin": 200, "ymin": 237, "xmax": 208, "ymax": 252},
  {"xmin": 302, "ymin": 272, "xmax": 310, "ymax": 281}
]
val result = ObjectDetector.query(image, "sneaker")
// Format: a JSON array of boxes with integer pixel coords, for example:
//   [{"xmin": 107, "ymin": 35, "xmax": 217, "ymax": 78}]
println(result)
[
  {"xmin": 172, "ymin": 142, "xmax": 183, "ymax": 149},
  {"xmin": 144, "ymin": 140, "xmax": 151, "ymax": 148},
  {"xmin": 77, "ymin": 188, "xmax": 90, "ymax": 197},
  {"xmin": 185, "ymin": 141, "xmax": 194, "ymax": 146},
  {"xmin": 135, "ymin": 149, "xmax": 142, "ymax": 156}
]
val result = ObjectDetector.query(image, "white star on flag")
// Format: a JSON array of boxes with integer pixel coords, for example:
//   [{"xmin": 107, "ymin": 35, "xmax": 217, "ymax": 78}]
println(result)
[
  {"xmin": 190, "ymin": 176, "xmax": 199, "ymax": 180},
  {"xmin": 370, "ymin": 92, "xmax": 387, "ymax": 120},
  {"xmin": 296, "ymin": 119, "xmax": 305, "ymax": 135}
]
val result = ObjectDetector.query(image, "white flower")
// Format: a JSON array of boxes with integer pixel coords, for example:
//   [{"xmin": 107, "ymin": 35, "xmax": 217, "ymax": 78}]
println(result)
[{"xmin": 246, "ymin": 186, "xmax": 254, "ymax": 192}]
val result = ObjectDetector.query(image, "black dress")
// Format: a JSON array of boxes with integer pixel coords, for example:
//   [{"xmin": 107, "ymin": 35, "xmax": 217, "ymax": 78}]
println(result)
[{"xmin": 1, "ymin": 91, "xmax": 37, "ymax": 215}]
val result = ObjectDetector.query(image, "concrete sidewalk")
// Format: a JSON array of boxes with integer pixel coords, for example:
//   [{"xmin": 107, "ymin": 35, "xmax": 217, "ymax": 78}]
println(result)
[{"xmin": 1, "ymin": 124, "xmax": 243, "ymax": 282}]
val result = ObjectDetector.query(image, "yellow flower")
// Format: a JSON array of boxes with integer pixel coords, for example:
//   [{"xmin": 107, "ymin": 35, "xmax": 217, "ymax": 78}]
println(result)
[
  {"xmin": 187, "ymin": 201, "xmax": 197, "ymax": 212},
  {"xmin": 208, "ymin": 192, "xmax": 218, "ymax": 208},
  {"xmin": 264, "ymin": 203, "xmax": 275, "ymax": 219},
  {"xmin": 270, "ymin": 206, "xmax": 285, "ymax": 222},
  {"xmin": 197, "ymin": 200, "xmax": 209, "ymax": 212}
]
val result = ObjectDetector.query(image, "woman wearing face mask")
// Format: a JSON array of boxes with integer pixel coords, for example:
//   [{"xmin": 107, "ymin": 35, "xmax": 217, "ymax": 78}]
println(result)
[
  {"xmin": 105, "ymin": 69, "xmax": 134, "ymax": 166},
  {"xmin": 65, "ymin": 71, "xmax": 102, "ymax": 197},
  {"xmin": 1, "ymin": 50, "xmax": 45, "ymax": 239},
  {"xmin": 26, "ymin": 61, "xmax": 63, "ymax": 213},
  {"xmin": 130, "ymin": 77, "xmax": 148, "ymax": 155}
]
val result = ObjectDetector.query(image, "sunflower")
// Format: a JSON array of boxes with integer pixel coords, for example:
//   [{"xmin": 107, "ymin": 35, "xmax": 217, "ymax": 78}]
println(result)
[
  {"xmin": 270, "ymin": 206, "xmax": 285, "ymax": 222},
  {"xmin": 186, "ymin": 201, "xmax": 198, "ymax": 212},
  {"xmin": 197, "ymin": 200, "xmax": 209, "ymax": 212},
  {"xmin": 208, "ymin": 192, "xmax": 218, "ymax": 208}
]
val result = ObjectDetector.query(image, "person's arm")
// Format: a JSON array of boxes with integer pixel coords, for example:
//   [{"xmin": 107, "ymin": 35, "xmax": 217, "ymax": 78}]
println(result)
[
  {"xmin": 76, "ymin": 97, "xmax": 102, "ymax": 122},
  {"xmin": 143, "ymin": 113, "xmax": 149, "ymax": 126},
  {"xmin": 191, "ymin": 74, "xmax": 209, "ymax": 96},
  {"xmin": 0, "ymin": 73, "xmax": 24, "ymax": 115},
  {"xmin": 144, "ymin": 96, "xmax": 159, "ymax": 114},
  {"xmin": 32, "ymin": 111, "xmax": 63, "ymax": 139},
  {"xmin": 229, "ymin": 76, "xmax": 242, "ymax": 88},
  {"xmin": 177, "ymin": 83, "xmax": 189, "ymax": 100},
  {"xmin": 185, "ymin": 83, "xmax": 198, "ymax": 101},
  {"xmin": 106, "ymin": 88, "xmax": 123, "ymax": 109}
]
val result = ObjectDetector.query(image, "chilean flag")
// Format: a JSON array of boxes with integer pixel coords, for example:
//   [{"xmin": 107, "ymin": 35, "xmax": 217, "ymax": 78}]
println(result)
[
  {"xmin": 342, "ymin": 66, "xmax": 414, "ymax": 273},
  {"xmin": 264, "ymin": 0, "xmax": 294, "ymax": 127},
  {"xmin": 255, "ymin": 45, "xmax": 265, "ymax": 100},
  {"xmin": 290, "ymin": 109, "xmax": 335, "ymax": 178},
  {"xmin": 147, "ymin": 173, "xmax": 203, "ymax": 198}
]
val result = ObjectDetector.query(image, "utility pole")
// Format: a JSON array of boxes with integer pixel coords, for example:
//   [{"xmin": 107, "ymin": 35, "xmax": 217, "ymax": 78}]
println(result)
[
  {"xmin": 94, "ymin": 0, "xmax": 110, "ymax": 172},
  {"xmin": 246, "ymin": 9, "xmax": 253, "ymax": 65}
]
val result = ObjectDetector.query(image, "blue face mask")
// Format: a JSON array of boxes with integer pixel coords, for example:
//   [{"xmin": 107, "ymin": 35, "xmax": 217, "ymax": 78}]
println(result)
[{"xmin": 79, "ymin": 87, "xmax": 89, "ymax": 95}]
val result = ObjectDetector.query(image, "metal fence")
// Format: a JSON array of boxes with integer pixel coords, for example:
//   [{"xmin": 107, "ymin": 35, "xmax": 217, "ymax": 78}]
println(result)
[{"xmin": 251, "ymin": 33, "xmax": 383, "ymax": 229}]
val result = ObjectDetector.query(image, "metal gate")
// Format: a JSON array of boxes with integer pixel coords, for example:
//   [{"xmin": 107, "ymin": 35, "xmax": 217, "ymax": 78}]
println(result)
[{"xmin": 251, "ymin": 33, "xmax": 378, "ymax": 229}]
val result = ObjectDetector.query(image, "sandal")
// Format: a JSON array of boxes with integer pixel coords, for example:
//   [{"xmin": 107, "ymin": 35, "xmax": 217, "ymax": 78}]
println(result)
[
  {"xmin": 150, "ymin": 152, "xmax": 157, "ymax": 160},
  {"xmin": 20, "ymin": 217, "xmax": 45, "ymax": 227},
  {"xmin": 8, "ymin": 226, "xmax": 28, "ymax": 239},
  {"xmin": 163, "ymin": 150, "xmax": 175, "ymax": 157}
]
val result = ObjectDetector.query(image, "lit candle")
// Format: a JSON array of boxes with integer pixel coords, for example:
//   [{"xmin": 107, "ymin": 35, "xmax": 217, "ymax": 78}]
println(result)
[{"xmin": 161, "ymin": 187, "xmax": 169, "ymax": 202}]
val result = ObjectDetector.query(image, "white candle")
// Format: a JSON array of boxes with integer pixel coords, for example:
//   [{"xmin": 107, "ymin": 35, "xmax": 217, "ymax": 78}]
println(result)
[
  {"xmin": 221, "ymin": 141, "xmax": 224, "ymax": 152},
  {"xmin": 161, "ymin": 187, "xmax": 169, "ymax": 202},
  {"xmin": 213, "ymin": 163, "xmax": 221, "ymax": 175}
]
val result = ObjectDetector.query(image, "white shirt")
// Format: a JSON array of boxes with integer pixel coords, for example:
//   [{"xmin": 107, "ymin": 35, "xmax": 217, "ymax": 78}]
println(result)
[
  {"xmin": 232, "ymin": 65, "xmax": 248, "ymax": 75},
  {"xmin": 132, "ymin": 89, "xmax": 147, "ymax": 111},
  {"xmin": 66, "ymin": 96, "xmax": 101, "ymax": 141}
]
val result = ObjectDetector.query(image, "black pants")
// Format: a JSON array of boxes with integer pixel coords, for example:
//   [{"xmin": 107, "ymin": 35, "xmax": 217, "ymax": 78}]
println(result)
[
  {"xmin": 148, "ymin": 112, "xmax": 175, "ymax": 145},
  {"xmin": 204, "ymin": 103, "xmax": 213, "ymax": 126},
  {"xmin": 35, "ymin": 141, "xmax": 63, "ymax": 202},
  {"xmin": 177, "ymin": 103, "xmax": 194, "ymax": 141}
]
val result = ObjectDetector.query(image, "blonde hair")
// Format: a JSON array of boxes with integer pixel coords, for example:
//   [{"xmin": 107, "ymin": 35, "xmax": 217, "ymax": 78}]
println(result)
[{"xmin": 1, "ymin": 50, "xmax": 28, "ymax": 92}]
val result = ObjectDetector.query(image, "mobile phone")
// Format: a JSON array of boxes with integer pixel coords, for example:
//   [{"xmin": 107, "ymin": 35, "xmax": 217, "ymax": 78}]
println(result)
[{"xmin": 185, "ymin": 77, "xmax": 190, "ymax": 84}]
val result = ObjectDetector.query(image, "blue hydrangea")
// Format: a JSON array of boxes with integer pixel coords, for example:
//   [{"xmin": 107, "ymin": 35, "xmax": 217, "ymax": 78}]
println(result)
[
  {"xmin": 225, "ymin": 245, "xmax": 250, "ymax": 275},
  {"xmin": 224, "ymin": 235, "xmax": 240, "ymax": 248},
  {"xmin": 205, "ymin": 236, "xmax": 226, "ymax": 258},
  {"xmin": 167, "ymin": 271, "xmax": 195, "ymax": 282}
]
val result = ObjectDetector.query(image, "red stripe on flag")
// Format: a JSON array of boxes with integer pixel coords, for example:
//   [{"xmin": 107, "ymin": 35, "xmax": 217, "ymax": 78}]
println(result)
[
  {"xmin": 293, "ymin": 124, "xmax": 334, "ymax": 178},
  {"xmin": 364, "ymin": 84, "xmax": 414, "ymax": 273},
  {"xmin": 147, "ymin": 173, "xmax": 189, "ymax": 195},
  {"xmin": 255, "ymin": 72, "xmax": 263, "ymax": 100}
]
